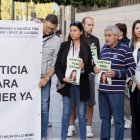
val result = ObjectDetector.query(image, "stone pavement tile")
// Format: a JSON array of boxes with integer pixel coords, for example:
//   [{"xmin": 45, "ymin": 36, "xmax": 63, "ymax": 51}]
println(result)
[{"xmin": 48, "ymin": 127, "xmax": 60, "ymax": 139}]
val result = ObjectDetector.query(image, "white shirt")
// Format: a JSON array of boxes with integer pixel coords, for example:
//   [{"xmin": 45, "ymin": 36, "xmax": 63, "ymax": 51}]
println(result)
[
  {"xmin": 67, "ymin": 42, "xmax": 80, "ymax": 59},
  {"xmin": 133, "ymin": 42, "xmax": 140, "ymax": 64}
]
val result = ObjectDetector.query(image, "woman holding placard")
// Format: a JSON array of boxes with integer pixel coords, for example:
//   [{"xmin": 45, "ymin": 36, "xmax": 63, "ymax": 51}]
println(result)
[{"xmin": 55, "ymin": 21, "xmax": 92, "ymax": 140}]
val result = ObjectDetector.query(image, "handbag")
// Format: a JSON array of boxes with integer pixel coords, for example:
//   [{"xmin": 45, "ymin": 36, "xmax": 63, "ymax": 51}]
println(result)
[{"xmin": 56, "ymin": 80, "xmax": 65, "ymax": 90}]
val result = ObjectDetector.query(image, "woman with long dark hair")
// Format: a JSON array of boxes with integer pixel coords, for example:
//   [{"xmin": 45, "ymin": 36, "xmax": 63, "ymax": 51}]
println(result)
[
  {"xmin": 115, "ymin": 23, "xmax": 132, "ymax": 129},
  {"xmin": 130, "ymin": 20, "xmax": 140, "ymax": 140},
  {"xmin": 55, "ymin": 21, "xmax": 92, "ymax": 140}
]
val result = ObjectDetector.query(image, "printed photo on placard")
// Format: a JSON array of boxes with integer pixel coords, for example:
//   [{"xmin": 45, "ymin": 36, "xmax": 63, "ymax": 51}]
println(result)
[
  {"xmin": 126, "ymin": 75, "xmax": 137, "ymax": 92},
  {"xmin": 65, "ymin": 57, "xmax": 82, "ymax": 84},
  {"xmin": 96, "ymin": 60, "xmax": 111, "ymax": 84}
]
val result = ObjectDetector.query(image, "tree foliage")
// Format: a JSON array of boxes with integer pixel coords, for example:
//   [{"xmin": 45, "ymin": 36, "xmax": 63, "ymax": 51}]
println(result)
[
  {"xmin": 1, "ymin": 0, "xmax": 11, "ymax": 19},
  {"xmin": 14, "ymin": 0, "xmax": 114, "ymax": 7},
  {"xmin": 1, "ymin": 0, "xmax": 58, "ymax": 20}
]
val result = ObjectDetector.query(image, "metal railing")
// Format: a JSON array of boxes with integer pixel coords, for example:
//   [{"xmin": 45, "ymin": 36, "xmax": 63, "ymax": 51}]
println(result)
[{"xmin": 76, "ymin": 0, "xmax": 140, "ymax": 13}]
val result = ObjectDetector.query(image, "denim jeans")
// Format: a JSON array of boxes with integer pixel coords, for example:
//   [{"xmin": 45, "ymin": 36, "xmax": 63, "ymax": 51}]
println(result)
[
  {"xmin": 99, "ymin": 92, "xmax": 124, "ymax": 140},
  {"xmin": 61, "ymin": 85, "xmax": 86, "ymax": 140},
  {"xmin": 41, "ymin": 80, "xmax": 51, "ymax": 138},
  {"xmin": 130, "ymin": 87, "xmax": 140, "ymax": 140}
]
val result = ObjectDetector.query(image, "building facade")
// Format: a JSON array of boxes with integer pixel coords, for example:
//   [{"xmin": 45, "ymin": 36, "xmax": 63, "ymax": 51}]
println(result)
[{"xmin": 59, "ymin": 0, "xmax": 140, "ymax": 45}]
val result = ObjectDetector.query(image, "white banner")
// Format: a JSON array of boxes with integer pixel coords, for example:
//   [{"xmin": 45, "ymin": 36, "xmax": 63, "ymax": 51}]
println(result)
[{"xmin": 0, "ymin": 21, "xmax": 42, "ymax": 140}]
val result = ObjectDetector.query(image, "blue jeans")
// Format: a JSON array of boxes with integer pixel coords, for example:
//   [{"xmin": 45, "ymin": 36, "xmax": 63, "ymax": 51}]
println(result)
[
  {"xmin": 61, "ymin": 85, "xmax": 86, "ymax": 140},
  {"xmin": 41, "ymin": 80, "xmax": 51, "ymax": 138},
  {"xmin": 99, "ymin": 92, "xmax": 124, "ymax": 140}
]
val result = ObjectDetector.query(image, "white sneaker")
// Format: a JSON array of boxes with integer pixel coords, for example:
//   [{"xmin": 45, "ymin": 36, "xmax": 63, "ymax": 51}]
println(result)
[
  {"xmin": 48, "ymin": 121, "xmax": 52, "ymax": 127},
  {"xmin": 41, "ymin": 137, "xmax": 47, "ymax": 140},
  {"xmin": 111, "ymin": 117, "xmax": 114, "ymax": 125},
  {"xmin": 86, "ymin": 126, "xmax": 94, "ymax": 138},
  {"xmin": 67, "ymin": 125, "xmax": 75, "ymax": 137},
  {"xmin": 124, "ymin": 119, "xmax": 132, "ymax": 129}
]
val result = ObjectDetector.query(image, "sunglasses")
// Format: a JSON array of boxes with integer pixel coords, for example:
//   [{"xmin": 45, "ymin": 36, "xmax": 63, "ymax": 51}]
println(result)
[{"xmin": 70, "ymin": 21, "xmax": 81, "ymax": 26}]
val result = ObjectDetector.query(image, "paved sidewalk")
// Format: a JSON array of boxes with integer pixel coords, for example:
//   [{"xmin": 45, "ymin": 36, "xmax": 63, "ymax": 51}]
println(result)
[{"xmin": 47, "ymin": 76, "xmax": 131, "ymax": 140}]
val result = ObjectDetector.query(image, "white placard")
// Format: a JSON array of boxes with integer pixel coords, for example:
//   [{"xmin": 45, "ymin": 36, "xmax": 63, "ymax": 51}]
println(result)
[
  {"xmin": 96, "ymin": 60, "xmax": 111, "ymax": 84},
  {"xmin": 0, "ymin": 20, "xmax": 42, "ymax": 140},
  {"xmin": 65, "ymin": 57, "xmax": 82, "ymax": 84}
]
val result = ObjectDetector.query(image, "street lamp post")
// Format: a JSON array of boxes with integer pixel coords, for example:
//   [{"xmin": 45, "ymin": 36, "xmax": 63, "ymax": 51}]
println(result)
[{"xmin": 11, "ymin": 0, "xmax": 14, "ymax": 20}]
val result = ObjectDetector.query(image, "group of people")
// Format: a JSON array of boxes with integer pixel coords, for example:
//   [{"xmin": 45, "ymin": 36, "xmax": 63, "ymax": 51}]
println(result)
[{"xmin": 38, "ymin": 13, "xmax": 140, "ymax": 140}]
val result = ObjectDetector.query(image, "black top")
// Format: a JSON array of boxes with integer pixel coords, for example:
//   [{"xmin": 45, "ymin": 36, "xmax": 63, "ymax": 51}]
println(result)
[
  {"xmin": 85, "ymin": 34, "xmax": 100, "ymax": 59},
  {"xmin": 55, "ymin": 41, "xmax": 92, "ymax": 101},
  {"xmin": 119, "ymin": 36, "xmax": 130, "ymax": 47}
]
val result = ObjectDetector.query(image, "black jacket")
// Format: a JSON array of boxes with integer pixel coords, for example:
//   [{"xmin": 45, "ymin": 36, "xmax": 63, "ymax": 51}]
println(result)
[
  {"xmin": 85, "ymin": 34, "xmax": 100, "ymax": 59},
  {"xmin": 120, "ymin": 36, "xmax": 130, "ymax": 47},
  {"xmin": 55, "ymin": 41, "xmax": 92, "ymax": 101}
]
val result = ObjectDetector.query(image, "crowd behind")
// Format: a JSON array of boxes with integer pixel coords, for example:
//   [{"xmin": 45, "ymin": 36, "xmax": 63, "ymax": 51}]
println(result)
[{"xmin": 34, "ymin": 14, "xmax": 140, "ymax": 140}]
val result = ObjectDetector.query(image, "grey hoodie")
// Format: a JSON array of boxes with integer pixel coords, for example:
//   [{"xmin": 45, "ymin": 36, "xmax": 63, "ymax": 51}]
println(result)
[{"xmin": 41, "ymin": 33, "xmax": 61, "ymax": 78}]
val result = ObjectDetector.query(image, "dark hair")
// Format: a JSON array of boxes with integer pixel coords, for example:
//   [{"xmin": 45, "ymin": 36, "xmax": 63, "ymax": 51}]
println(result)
[
  {"xmin": 115, "ymin": 23, "xmax": 127, "ymax": 37},
  {"xmin": 132, "ymin": 20, "xmax": 140, "ymax": 44},
  {"xmin": 127, "ymin": 79, "xmax": 133, "ymax": 86},
  {"xmin": 69, "ymin": 69, "xmax": 77, "ymax": 81},
  {"xmin": 127, "ymin": 79, "xmax": 133, "ymax": 90},
  {"xmin": 68, "ymin": 21, "xmax": 92, "ymax": 63},
  {"xmin": 45, "ymin": 14, "xmax": 58, "ymax": 25},
  {"xmin": 100, "ymin": 72, "xmax": 108, "ymax": 84},
  {"xmin": 70, "ymin": 21, "xmax": 84, "ymax": 31},
  {"xmin": 68, "ymin": 21, "xmax": 85, "ymax": 41}
]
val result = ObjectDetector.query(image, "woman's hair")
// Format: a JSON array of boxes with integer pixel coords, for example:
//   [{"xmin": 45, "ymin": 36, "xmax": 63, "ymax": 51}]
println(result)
[
  {"xmin": 68, "ymin": 21, "xmax": 91, "ymax": 63},
  {"xmin": 127, "ymin": 79, "xmax": 133, "ymax": 90},
  {"xmin": 69, "ymin": 69, "xmax": 77, "ymax": 81},
  {"xmin": 68, "ymin": 21, "xmax": 85, "ymax": 41},
  {"xmin": 115, "ymin": 23, "xmax": 127, "ymax": 37},
  {"xmin": 100, "ymin": 72, "xmax": 108, "ymax": 84},
  {"xmin": 132, "ymin": 20, "xmax": 140, "ymax": 44}
]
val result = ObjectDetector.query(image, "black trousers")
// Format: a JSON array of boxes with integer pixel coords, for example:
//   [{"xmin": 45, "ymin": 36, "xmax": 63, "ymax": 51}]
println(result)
[{"xmin": 130, "ymin": 87, "xmax": 140, "ymax": 140}]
